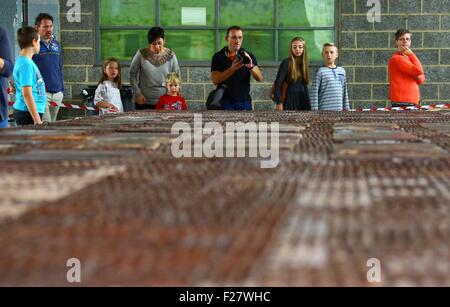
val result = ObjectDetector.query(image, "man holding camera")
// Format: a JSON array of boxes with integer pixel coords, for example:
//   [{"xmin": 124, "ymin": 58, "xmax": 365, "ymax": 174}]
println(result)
[{"xmin": 211, "ymin": 26, "xmax": 263, "ymax": 110}]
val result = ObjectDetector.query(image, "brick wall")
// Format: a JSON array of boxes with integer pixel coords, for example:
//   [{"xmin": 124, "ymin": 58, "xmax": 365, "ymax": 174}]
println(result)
[
  {"xmin": 341, "ymin": 0, "xmax": 450, "ymax": 108},
  {"xmin": 59, "ymin": 0, "xmax": 450, "ymax": 118},
  {"xmin": 59, "ymin": 0, "xmax": 95, "ymax": 118}
]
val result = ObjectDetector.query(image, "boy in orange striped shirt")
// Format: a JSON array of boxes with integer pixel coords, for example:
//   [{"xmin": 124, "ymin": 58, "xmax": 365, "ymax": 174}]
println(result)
[{"xmin": 388, "ymin": 29, "xmax": 425, "ymax": 108}]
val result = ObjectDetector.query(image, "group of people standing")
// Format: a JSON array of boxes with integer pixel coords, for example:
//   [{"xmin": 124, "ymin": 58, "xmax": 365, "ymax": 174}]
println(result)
[
  {"xmin": 273, "ymin": 39, "xmax": 350, "ymax": 111},
  {"xmin": 273, "ymin": 28, "xmax": 424, "ymax": 111},
  {"xmin": 0, "ymin": 19, "xmax": 425, "ymax": 127},
  {"xmin": 129, "ymin": 25, "xmax": 424, "ymax": 113},
  {"xmin": 128, "ymin": 26, "xmax": 186, "ymax": 111},
  {"xmin": 95, "ymin": 26, "xmax": 187, "ymax": 115},
  {"xmin": 0, "ymin": 13, "xmax": 63, "ymax": 127}
]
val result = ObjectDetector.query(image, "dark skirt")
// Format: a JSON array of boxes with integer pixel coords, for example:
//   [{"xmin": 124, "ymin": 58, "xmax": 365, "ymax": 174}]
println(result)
[{"xmin": 283, "ymin": 82, "xmax": 311, "ymax": 111}]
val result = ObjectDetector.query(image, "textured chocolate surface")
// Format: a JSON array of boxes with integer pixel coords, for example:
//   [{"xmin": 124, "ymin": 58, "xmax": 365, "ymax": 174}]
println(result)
[{"xmin": 0, "ymin": 111, "xmax": 449, "ymax": 286}]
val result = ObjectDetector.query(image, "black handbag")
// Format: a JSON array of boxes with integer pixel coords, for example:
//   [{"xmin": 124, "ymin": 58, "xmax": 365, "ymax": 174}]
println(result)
[{"xmin": 206, "ymin": 84, "xmax": 227, "ymax": 110}]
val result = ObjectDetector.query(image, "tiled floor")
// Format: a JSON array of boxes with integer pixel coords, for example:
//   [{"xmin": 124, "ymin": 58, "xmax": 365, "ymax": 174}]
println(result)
[{"xmin": 0, "ymin": 110, "xmax": 449, "ymax": 286}]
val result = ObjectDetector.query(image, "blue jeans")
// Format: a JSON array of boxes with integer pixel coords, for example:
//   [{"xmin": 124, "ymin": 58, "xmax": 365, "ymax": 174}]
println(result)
[
  {"xmin": 0, "ymin": 119, "xmax": 8, "ymax": 128},
  {"xmin": 221, "ymin": 101, "xmax": 253, "ymax": 111}
]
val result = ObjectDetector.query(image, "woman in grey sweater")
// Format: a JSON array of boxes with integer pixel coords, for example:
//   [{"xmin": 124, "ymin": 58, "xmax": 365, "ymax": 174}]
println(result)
[{"xmin": 130, "ymin": 27, "xmax": 180, "ymax": 109}]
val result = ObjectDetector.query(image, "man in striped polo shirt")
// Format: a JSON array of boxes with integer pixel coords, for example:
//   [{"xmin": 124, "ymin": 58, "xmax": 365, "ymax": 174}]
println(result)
[{"xmin": 311, "ymin": 43, "xmax": 349, "ymax": 111}]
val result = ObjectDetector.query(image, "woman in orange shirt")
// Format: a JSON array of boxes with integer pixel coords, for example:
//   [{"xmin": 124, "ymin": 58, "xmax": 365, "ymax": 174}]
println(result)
[{"xmin": 388, "ymin": 29, "xmax": 425, "ymax": 108}]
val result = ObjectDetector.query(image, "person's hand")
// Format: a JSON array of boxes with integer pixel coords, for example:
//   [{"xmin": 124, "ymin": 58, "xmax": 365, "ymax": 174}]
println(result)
[
  {"xmin": 243, "ymin": 51, "xmax": 254, "ymax": 70},
  {"xmin": 34, "ymin": 119, "xmax": 43, "ymax": 125},
  {"xmin": 100, "ymin": 102, "xmax": 118, "ymax": 112},
  {"xmin": 231, "ymin": 58, "xmax": 244, "ymax": 72},
  {"xmin": 276, "ymin": 104, "xmax": 283, "ymax": 111},
  {"xmin": 8, "ymin": 80, "xmax": 16, "ymax": 94},
  {"xmin": 136, "ymin": 94, "xmax": 146, "ymax": 105},
  {"xmin": 403, "ymin": 47, "xmax": 413, "ymax": 56},
  {"xmin": 415, "ymin": 74, "xmax": 425, "ymax": 85},
  {"xmin": 107, "ymin": 103, "xmax": 118, "ymax": 112},
  {"xmin": 401, "ymin": 46, "xmax": 413, "ymax": 56}
]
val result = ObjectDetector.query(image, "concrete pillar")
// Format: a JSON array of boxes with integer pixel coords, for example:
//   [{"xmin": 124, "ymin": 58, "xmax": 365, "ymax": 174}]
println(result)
[{"xmin": 0, "ymin": 0, "xmax": 23, "ymax": 58}]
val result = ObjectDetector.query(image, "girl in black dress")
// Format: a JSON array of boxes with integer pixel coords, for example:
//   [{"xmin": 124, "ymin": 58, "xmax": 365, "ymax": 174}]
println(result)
[{"xmin": 274, "ymin": 37, "xmax": 311, "ymax": 111}]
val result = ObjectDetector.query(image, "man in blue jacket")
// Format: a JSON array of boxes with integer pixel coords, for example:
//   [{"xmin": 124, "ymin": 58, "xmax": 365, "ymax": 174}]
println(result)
[
  {"xmin": 0, "ymin": 26, "xmax": 14, "ymax": 128},
  {"xmin": 33, "ymin": 13, "xmax": 64, "ymax": 122}
]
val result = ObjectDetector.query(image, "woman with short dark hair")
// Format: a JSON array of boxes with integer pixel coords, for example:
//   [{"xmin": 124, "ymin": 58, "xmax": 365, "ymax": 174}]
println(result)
[{"xmin": 130, "ymin": 27, "xmax": 181, "ymax": 109}]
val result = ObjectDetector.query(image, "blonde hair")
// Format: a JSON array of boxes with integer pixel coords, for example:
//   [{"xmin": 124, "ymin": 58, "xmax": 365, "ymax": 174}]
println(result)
[
  {"xmin": 165, "ymin": 72, "xmax": 182, "ymax": 95},
  {"xmin": 287, "ymin": 37, "xmax": 309, "ymax": 84},
  {"xmin": 166, "ymin": 72, "xmax": 181, "ymax": 86},
  {"xmin": 322, "ymin": 42, "xmax": 338, "ymax": 52}
]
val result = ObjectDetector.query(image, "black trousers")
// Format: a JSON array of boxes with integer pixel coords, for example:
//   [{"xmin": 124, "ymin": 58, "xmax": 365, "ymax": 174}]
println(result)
[
  {"xmin": 391, "ymin": 102, "xmax": 418, "ymax": 108},
  {"xmin": 135, "ymin": 104, "xmax": 156, "ymax": 110},
  {"xmin": 13, "ymin": 109, "xmax": 43, "ymax": 126}
]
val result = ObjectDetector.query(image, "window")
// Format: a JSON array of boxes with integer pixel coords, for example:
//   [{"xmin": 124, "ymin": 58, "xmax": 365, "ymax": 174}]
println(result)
[{"xmin": 98, "ymin": 0, "xmax": 336, "ymax": 64}]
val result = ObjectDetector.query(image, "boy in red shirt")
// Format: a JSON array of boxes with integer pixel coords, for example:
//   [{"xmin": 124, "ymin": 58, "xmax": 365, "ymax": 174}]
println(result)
[
  {"xmin": 388, "ymin": 29, "xmax": 425, "ymax": 108},
  {"xmin": 156, "ymin": 72, "xmax": 187, "ymax": 110}
]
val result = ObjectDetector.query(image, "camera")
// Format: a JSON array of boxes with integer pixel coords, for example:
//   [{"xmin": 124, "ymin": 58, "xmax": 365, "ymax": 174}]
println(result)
[{"xmin": 236, "ymin": 48, "xmax": 251, "ymax": 64}]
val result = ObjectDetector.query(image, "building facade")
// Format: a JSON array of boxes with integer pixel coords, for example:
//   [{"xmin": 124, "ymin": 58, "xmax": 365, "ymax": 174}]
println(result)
[{"xmin": 2, "ymin": 0, "xmax": 450, "ymax": 118}]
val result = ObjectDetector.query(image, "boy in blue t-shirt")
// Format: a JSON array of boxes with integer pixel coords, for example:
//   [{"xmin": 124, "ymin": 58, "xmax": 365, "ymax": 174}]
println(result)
[{"xmin": 13, "ymin": 26, "xmax": 46, "ymax": 126}]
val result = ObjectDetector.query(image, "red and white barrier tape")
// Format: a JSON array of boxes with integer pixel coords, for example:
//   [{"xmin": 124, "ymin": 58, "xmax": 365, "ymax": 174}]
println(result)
[
  {"xmin": 7, "ymin": 87, "xmax": 102, "ymax": 111},
  {"xmin": 351, "ymin": 104, "xmax": 450, "ymax": 112},
  {"xmin": 8, "ymin": 100, "xmax": 100, "ymax": 112},
  {"xmin": 7, "ymin": 93, "xmax": 450, "ymax": 113}
]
